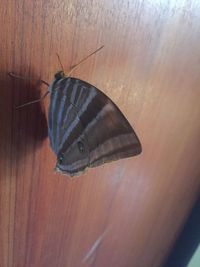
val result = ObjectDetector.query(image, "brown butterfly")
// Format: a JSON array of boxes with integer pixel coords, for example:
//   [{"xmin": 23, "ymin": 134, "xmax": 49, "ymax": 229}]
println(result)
[{"xmin": 9, "ymin": 46, "xmax": 142, "ymax": 176}]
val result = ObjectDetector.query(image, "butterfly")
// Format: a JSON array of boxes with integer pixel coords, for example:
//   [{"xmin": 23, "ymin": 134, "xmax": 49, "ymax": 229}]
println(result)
[{"xmin": 9, "ymin": 46, "xmax": 142, "ymax": 177}]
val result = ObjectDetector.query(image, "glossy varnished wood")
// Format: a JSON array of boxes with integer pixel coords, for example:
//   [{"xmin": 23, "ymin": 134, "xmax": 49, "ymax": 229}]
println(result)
[{"xmin": 1, "ymin": 1, "xmax": 200, "ymax": 266}]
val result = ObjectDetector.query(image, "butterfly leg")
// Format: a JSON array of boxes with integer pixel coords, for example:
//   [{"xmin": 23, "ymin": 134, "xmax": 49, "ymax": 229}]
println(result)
[
  {"xmin": 8, "ymin": 72, "xmax": 49, "ymax": 86},
  {"xmin": 15, "ymin": 91, "xmax": 50, "ymax": 109},
  {"xmin": 8, "ymin": 72, "xmax": 50, "ymax": 109}
]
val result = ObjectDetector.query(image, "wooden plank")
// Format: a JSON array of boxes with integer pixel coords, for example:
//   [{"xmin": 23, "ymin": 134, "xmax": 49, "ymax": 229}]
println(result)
[{"xmin": 0, "ymin": 0, "xmax": 200, "ymax": 266}]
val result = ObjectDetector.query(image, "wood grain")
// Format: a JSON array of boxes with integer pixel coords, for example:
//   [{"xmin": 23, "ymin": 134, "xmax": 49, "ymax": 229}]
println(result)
[{"xmin": 1, "ymin": 0, "xmax": 200, "ymax": 266}]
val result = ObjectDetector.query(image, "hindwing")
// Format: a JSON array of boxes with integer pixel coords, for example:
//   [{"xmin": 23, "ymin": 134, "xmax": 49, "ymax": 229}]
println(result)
[{"xmin": 48, "ymin": 77, "xmax": 142, "ymax": 176}]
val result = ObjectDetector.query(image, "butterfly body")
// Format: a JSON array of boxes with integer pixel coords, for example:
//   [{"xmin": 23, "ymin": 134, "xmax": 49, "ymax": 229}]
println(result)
[{"xmin": 48, "ymin": 74, "xmax": 142, "ymax": 177}]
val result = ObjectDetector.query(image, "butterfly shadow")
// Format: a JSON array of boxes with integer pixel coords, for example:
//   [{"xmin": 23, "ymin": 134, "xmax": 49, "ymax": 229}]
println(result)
[{"xmin": 0, "ymin": 69, "xmax": 48, "ymax": 169}]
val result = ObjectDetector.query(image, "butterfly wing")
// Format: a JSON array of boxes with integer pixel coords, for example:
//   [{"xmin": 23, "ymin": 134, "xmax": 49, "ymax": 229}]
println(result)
[{"xmin": 48, "ymin": 77, "xmax": 142, "ymax": 176}]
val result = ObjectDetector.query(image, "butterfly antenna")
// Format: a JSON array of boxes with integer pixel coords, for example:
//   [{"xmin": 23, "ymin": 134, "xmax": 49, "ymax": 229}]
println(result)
[
  {"xmin": 56, "ymin": 53, "xmax": 65, "ymax": 72},
  {"xmin": 15, "ymin": 91, "xmax": 50, "ymax": 110},
  {"xmin": 67, "ymin": 45, "xmax": 104, "ymax": 76}
]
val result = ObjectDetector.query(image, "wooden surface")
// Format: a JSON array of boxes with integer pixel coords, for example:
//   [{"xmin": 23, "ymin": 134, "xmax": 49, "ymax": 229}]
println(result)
[{"xmin": 1, "ymin": 1, "xmax": 200, "ymax": 266}]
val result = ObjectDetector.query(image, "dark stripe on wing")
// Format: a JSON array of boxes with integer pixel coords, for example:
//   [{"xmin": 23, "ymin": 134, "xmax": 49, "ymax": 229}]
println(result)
[
  {"xmin": 90, "ymin": 142, "xmax": 141, "ymax": 167},
  {"xmin": 88, "ymin": 130, "xmax": 141, "ymax": 164}
]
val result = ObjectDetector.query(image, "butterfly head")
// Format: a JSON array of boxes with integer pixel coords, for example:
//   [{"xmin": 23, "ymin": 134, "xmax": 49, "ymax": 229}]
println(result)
[{"xmin": 54, "ymin": 71, "xmax": 65, "ymax": 80}]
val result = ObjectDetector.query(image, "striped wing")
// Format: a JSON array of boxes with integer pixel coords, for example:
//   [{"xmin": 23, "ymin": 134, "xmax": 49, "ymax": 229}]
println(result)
[{"xmin": 48, "ymin": 77, "xmax": 142, "ymax": 176}]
